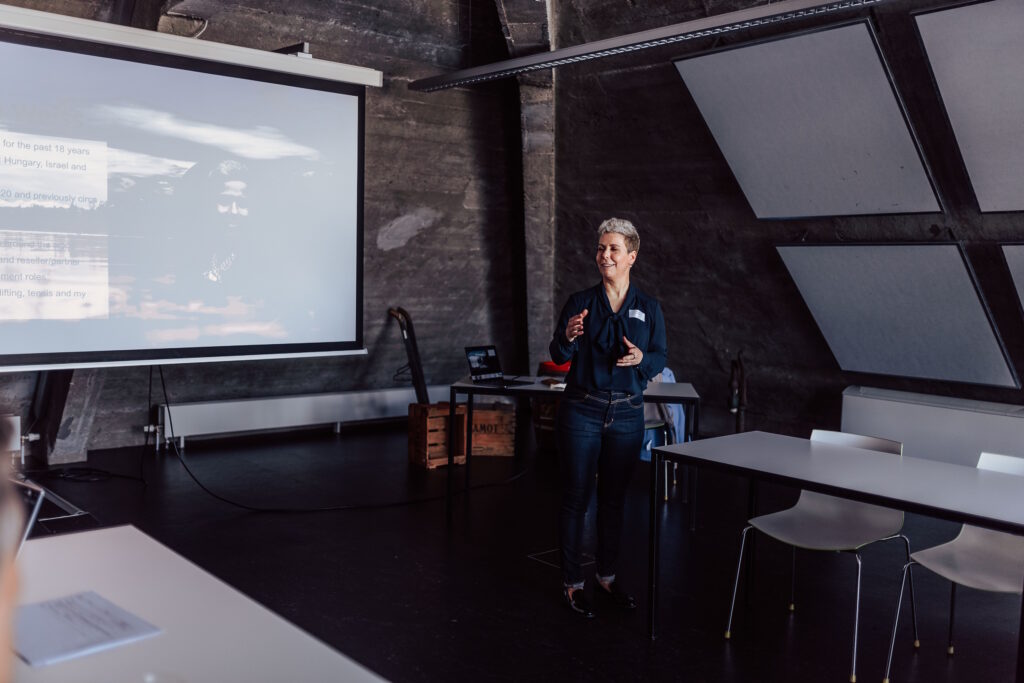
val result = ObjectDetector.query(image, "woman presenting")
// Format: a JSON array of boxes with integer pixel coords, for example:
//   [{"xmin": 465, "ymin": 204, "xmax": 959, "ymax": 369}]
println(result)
[{"xmin": 550, "ymin": 217, "xmax": 667, "ymax": 618}]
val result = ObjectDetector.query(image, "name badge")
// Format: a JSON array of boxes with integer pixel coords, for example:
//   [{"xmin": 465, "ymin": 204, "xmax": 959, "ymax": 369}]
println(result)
[{"xmin": 628, "ymin": 309, "xmax": 646, "ymax": 322}]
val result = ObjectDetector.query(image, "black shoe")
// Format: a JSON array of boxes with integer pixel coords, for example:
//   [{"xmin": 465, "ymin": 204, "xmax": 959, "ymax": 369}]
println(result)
[
  {"xmin": 563, "ymin": 587, "xmax": 595, "ymax": 618},
  {"xmin": 596, "ymin": 580, "xmax": 637, "ymax": 611}
]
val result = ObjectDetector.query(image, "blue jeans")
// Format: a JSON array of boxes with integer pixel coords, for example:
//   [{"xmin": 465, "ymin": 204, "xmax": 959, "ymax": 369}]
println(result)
[{"xmin": 556, "ymin": 387, "xmax": 645, "ymax": 587}]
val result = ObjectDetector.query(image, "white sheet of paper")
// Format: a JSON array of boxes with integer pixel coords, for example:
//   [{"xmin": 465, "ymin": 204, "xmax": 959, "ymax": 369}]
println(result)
[{"xmin": 15, "ymin": 591, "xmax": 161, "ymax": 667}]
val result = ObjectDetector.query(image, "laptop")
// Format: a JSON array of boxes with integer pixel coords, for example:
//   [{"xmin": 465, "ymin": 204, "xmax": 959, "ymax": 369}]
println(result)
[{"xmin": 464, "ymin": 346, "xmax": 532, "ymax": 387}]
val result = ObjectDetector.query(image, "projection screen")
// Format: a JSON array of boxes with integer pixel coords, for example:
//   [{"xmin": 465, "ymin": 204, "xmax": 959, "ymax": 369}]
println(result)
[
  {"xmin": 777, "ymin": 243, "xmax": 1018, "ymax": 388},
  {"xmin": 674, "ymin": 21, "xmax": 940, "ymax": 218},
  {"xmin": 0, "ymin": 7, "xmax": 377, "ymax": 370},
  {"xmin": 916, "ymin": 0, "xmax": 1024, "ymax": 212}
]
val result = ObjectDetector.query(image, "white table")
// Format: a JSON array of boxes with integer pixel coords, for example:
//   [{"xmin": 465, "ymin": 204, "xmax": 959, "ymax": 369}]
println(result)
[
  {"xmin": 15, "ymin": 525, "xmax": 384, "ymax": 683},
  {"xmin": 649, "ymin": 431, "xmax": 1024, "ymax": 681}
]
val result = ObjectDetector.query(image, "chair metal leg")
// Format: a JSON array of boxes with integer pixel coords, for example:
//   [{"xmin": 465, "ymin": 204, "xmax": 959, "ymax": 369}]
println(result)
[
  {"xmin": 789, "ymin": 547, "xmax": 796, "ymax": 612},
  {"xmin": 673, "ymin": 461, "xmax": 678, "ymax": 486},
  {"xmin": 850, "ymin": 552, "xmax": 862, "ymax": 683},
  {"xmin": 725, "ymin": 526, "xmax": 752, "ymax": 639},
  {"xmin": 948, "ymin": 583, "xmax": 957, "ymax": 656},
  {"xmin": 898, "ymin": 534, "xmax": 920, "ymax": 648},
  {"xmin": 663, "ymin": 459, "xmax": 670, "ymax": 501},
  {"xmin": 661, "ymin": 427, "xmax": 671, "ymax": 501},
  {"xmin": 883, "ymin": 561, "xmax": 915, "ymax": 683}
]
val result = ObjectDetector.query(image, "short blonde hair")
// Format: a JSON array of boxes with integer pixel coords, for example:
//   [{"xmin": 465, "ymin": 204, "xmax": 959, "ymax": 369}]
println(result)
[{"xmin": 597, "ymin": 218, "xmax": 639, "ymax": 253}]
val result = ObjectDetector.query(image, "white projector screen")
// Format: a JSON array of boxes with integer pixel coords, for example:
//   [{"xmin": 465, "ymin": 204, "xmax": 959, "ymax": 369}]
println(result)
[
  {"xmin": 674, "ymin": 22, "xmax": 940, "ymax": 218},
  {"xmin": 777, "ymin": 243, "xmax": 1018, "ymax": 388},
  {"xmin": 917, "ymin": 0, "xmax": 1024, "ymax": 212},
  {"xmin": 0, "ymin": 24, "xmax": 364, "ymax": 370}
]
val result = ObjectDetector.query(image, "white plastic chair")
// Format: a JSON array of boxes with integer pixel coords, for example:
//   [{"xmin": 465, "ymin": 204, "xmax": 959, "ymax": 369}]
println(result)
[
  {"xmin": 725, "ymin": 429, "xmax": 917, "ymax": 683},
  {"xmin": 882, "ymin": 452, "xmax": 1024, "ymax": 683}
]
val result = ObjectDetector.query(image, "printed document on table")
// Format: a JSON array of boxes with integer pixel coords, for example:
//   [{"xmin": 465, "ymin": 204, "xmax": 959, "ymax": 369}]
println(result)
[{"xmin": 14, "ymin": 591, "xmax": 161, "ymax": 666}]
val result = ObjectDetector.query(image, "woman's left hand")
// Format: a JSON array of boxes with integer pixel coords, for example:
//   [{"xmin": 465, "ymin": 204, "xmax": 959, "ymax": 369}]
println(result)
[{"xmin": 616, "ymin": 336, "xmax": 643, "ymax": 367}]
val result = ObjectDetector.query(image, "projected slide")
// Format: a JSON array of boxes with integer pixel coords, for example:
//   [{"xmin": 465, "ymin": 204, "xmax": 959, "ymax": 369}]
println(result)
[
  {"xmin": 917, "ymin": 0, "xmax": 1024, "ymax": 212},
  {"xmin": 777, "ymin": 244, "xmax": 1017, "ymax": 388},
  {"xmin": 674, "ymin": 22, "xmax": 940, "ymax": 218},
  {"xmin": 0, "ymin": 33, "xmax": 361, "ymax": 366},
  {"xmin": 0, "ymin": 230, "xmax": 108, "ymax": 321}
]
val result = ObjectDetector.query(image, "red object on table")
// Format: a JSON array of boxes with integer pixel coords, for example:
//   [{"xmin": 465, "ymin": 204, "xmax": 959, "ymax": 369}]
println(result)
[{"xmin": 538, "ymin": 360, "xmax": 571, "ymax": 376}]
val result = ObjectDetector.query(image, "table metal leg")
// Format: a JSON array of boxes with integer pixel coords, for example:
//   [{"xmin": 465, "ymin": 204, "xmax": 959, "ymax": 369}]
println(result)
[
  {"xmin": 692, "ymin": 401, "xmax": 700, "ymax": 440},
  {"xmin": 465, "ymin": 394, "xmax": 474, "ymax": 503},
  {"xmin": 689, "ymin": 468, "xmax": 698, "ymax": 532},
  {"xmin": 447, "ymin": 388, "xmax": 457, "ymax": 524},
  {"xmin": 1017, "ymin": 573, "xmax": 1024, "ymax": 682},
  {"xmin": 514, "ymin": 396, "xmax": 528, "ymax": 460},
  {"xmin": 648, "ymin": 450, "xmax": 661, "ymax": 640},
  {"xmin": 686, "ymin": 400, "xmax": 699, "ymax": 531},
  {"xmin": 744, "ymin": 479, "xmax": 759, "ymax": 606}
]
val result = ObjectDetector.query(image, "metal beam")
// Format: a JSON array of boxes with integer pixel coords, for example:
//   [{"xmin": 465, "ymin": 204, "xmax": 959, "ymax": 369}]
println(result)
[{"xmin": 409, "ymin": 0, "xmax": 887, "ymax": 92}]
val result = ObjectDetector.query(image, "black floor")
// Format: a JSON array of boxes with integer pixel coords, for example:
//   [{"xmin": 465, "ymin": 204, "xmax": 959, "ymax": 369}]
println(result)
[{"xmin": 26, "ymin": 424, "xmax": 1022, "ymax": 682}]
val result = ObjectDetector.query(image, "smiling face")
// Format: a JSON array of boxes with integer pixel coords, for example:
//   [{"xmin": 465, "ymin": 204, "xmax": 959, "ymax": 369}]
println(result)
[{"xmin": 596, "ymin": 231, "xmax": 637, "ymax": 282}]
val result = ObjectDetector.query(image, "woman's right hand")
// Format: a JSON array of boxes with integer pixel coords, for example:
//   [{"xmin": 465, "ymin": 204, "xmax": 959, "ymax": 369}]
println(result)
[{"xmin": 565, "ymin": 309, "xmax": 588, "ymax": 343}]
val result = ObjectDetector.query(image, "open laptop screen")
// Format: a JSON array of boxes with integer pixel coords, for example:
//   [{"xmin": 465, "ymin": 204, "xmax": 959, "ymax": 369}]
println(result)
[{"xmin": 465, "ymin": 345, "xmax": 503, "ymax": 381}]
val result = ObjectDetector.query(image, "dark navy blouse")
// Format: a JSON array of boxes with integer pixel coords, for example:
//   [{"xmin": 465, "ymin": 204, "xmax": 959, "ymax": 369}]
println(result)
[{"xmin": 549, "ymin": 282, "xmax": 667, "ymax": 396}]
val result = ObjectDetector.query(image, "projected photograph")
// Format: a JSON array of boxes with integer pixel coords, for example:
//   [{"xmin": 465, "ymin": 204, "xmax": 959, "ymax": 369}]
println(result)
[
  {"xmin": 917, "ymin": 0, "xmax": 1024, "ymax": 212},
  {"xmin": 0, "ymin": 34, "xmax": 362, "ymax": 365},
  {"xmin": 674, "ymin": 22, "xmax": 940, "ymax": 218},
  {"xmin": 777, "ymin": 243, "xmax": 1018, "ymax": 388}
]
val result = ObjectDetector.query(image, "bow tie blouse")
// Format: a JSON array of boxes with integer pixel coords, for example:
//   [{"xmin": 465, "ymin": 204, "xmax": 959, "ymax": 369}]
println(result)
[{"xmin": 550, "ymin": 282, "xmax": 667, "ymax": 396}]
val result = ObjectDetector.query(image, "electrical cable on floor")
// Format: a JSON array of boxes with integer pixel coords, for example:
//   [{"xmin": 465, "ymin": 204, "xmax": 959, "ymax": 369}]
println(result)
[{"xmin": 156, "ymin": 366, "xmax": 531, "ymax": 513}]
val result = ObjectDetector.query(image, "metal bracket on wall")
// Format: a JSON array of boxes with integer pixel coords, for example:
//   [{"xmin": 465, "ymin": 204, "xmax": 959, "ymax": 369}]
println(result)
[
  {"xmin": 273, "ymin": 42, "xmax": 313, "ymax": 59},
  {"xmin": 143, "ymin": 424, "xmax": 161, "ymax": 454}
]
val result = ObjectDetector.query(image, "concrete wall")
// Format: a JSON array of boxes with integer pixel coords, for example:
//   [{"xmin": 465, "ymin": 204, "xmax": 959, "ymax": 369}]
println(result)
[
  {"xmin": 5, "ymin": 0, "xmax": 1023, "ymax": 451},
  {"xmin": 553, "ymin": 0, "xmax": 1024, "ymax": 437},
  {"xmin": 0, "ymin": 0, "xmax": 528, "ymax": 451}
]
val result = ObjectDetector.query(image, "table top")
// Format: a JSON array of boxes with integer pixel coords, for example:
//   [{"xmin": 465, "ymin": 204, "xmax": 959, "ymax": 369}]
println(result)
[
  {"xmin": 656, "ymin": 430, "xmax": 1024, "ymax": 535},
  {"xmin": 15, "ymin": 525, "xmax": 383, "ymax": 683},
  {"xmin": 450, "ymin": 376, "xmax": 564, "ymax": 396},
  {"xmin": 450, "ymin": 377, "xmax": 699, "ymax": 402},
  {"xmin": 642, "ymin": 382, "xmax": 700, "ymax": 402}
]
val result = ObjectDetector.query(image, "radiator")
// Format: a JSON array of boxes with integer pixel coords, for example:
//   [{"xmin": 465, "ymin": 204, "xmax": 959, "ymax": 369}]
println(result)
[
  {"xmin": 159, "ymin": 385, "xmax": 450, "ymax": 448},
  {"xmin": 841, "ymin": 386, "xmax": 1024, "ymax": 467}
]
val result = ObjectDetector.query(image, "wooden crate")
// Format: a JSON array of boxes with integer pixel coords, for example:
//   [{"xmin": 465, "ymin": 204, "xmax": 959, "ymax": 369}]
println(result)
[
  {"xmin": 470, "ymin": 402, "xmax": 516, "ymax": 457},
  {"xmin": 408, "ymin": 402, "xmax": 466, "ymax": 469}
]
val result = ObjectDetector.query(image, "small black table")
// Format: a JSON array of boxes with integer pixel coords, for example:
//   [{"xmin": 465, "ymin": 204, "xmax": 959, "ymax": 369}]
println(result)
[{"xmin": 446, "ymin": 378, "xmax": 700, "ymax": 519}]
